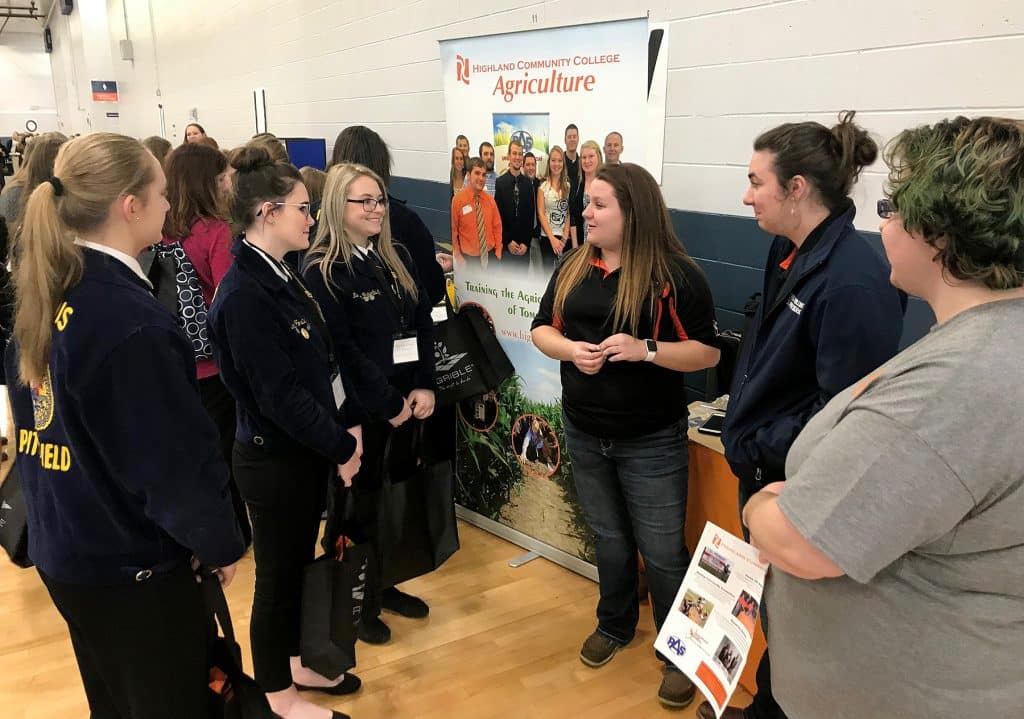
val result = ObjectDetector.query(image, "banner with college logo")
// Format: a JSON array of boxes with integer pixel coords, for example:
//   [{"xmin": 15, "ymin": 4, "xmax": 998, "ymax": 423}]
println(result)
[{"xmin": 438, "ymin": 19, "xmax": 668, "ymax": 568}]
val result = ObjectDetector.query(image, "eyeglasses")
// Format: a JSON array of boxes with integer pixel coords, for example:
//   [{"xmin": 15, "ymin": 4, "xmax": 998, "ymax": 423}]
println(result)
[
  {"xmin": 347, "ymin": 197, "xmax": 387, "ymax": 212},
  {"xmin": 877, "ymin": 198, "xmax": 895, "ymax": 219},
  {"xmin": 258, "ymin": 202, "xmax": 312, "ymax": 217}
]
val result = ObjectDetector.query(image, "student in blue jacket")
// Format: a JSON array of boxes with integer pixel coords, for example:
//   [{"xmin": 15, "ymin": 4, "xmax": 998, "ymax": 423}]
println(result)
[
  {"xmin": 5, "ymin": 133, "xmax": 245, "ymax": 719},
  {"xmin": 699, "ymin": 112, "xmax": 906, "ymax": 719},
  {"xmin": 208, "ymin": 145, "xmax": 362, "ymax": 719},
  {"xmin": 304, "ymin": 162, "xmax": 435, "ymax": 645}
]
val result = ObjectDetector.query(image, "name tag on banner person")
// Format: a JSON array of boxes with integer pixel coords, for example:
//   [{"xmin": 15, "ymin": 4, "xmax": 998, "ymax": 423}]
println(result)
[{"xmin": 655, "ymin": 522, "xmax": 768, "ymax": 719}]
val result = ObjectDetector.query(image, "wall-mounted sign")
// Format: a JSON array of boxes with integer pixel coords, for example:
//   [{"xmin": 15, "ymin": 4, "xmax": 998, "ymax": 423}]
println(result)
[{"xmin": 91, "ymin": 81, "xmax": 118, "ymax": 102}]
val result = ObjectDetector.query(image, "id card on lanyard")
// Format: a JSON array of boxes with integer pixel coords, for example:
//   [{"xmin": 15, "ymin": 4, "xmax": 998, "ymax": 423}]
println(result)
[
  {"xmin": 331, "ymin": 372, "xmax": 346, "ymax": 408},
  {"xmin": 393, "ymin": 331, "xmax": 419, "ymax": 365}
]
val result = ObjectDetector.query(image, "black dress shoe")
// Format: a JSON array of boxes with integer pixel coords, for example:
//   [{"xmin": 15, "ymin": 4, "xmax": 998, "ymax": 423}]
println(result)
[
  {"xmin": 295, "ymin": 672, "xmax": 361, "ymax": 696},
  {"xmin": 358, "ymin": 615, "xmax": 392, "ymax": 644},
  {"xmin": 331, "ymin": 712, "xmax": 351, "ymax": 719},
  {"xmin": 381, "ymin": 587, "xmax": 429, "ymax": 618}
]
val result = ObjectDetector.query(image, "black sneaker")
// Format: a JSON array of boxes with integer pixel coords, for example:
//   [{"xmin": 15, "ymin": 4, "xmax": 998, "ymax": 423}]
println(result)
[
  {"xmin": 658, "ymin": 666, "xmax": 696, "ymax": 709},
  {"xmin": 357, "ymin": 615, "xmax": 391, "ymax": 644},
  {"xmin": 579, "ymin": 630, "xmax": 622, "ymax": 668},
  {"xmin": 381, "ymin": 587, "xmax": 429, "ymax": 618}
]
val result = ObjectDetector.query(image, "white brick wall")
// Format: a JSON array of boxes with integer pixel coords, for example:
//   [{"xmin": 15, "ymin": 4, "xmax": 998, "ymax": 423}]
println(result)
[
  {"xmin": 41, "ymin": 0, "xmax": 1024, "ymax": 229},
  {"xmin": 0, "ymin": 32, "xmax": 59, "ymax": 134}
]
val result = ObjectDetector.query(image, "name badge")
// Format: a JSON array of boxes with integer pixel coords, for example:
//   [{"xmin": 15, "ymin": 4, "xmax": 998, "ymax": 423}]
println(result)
[
  {"xmin": 331, "ymin": 373, "xmax": 346, "ymax": 409},
  {"xmin": 462, "ymin": 204, "xmax": 473, "ymax": 215},
  {"xmin": 393, "ymin": 334, "xmax": 419, "ymax": 365}
]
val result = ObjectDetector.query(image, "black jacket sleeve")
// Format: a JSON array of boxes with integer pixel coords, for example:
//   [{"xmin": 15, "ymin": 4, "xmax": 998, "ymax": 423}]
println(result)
[
  {"xmin": 77, "ymin": 326, "xmax": 245, "ymax": 568},
  {"xmin": 398, "ymin": 245, "xmax": 436, "ymax": 391},
  {"xmin": 390, "ymin": 199, "xmax": 445, "ymax": 305}
]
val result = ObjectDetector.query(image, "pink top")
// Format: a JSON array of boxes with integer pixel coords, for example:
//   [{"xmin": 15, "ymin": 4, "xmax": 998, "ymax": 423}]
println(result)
[{"xmin": 162, "ymin": 217, "xmax": 234, "ymax": 380}]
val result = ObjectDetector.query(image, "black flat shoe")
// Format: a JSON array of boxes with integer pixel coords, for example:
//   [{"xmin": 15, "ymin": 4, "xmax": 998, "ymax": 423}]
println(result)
[
  {"xmin": 331, "ymin": 713, "xmax": 350, "ymax": 719},
  {"xmin": 357, "ymin": 615, "xmax": 392, "ymax": 644},
  {"xmin": 295, "ymin": 673, "xmax": 361, "ymax": 696},
  {"xmin": 381, "ymin": 587, "xmax": 429, "ymax": 618}
]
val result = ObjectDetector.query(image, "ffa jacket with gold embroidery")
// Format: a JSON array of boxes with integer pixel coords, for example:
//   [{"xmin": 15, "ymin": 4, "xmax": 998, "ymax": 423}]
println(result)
[
  {"xmin": 4, "ymin": 249, "xmax": 245, "ymax": 584},
  {"xmin": 208, "ymin": 238, "xmax": 363, "ymax": 464}
]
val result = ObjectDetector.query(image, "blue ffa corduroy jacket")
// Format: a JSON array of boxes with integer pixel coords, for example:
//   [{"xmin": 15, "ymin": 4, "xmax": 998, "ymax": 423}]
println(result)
[
  {"xmin": 303, "ymin": 243, "xmax": 435, "ymax": 423},
  {"xmin": 208, "ymin": 238, "xmax": 362, "ymax": 464},
  {"xmin": 722, "ymin": 203, "xmax": 906, "ymax": 497},
  {"xmin": 5, "ymin": 249, "xmax": 245, "ymax": 584}
]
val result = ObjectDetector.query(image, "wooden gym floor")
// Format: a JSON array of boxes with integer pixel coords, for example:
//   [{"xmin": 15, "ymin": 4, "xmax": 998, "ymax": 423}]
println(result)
[{"xmin": 0, "ymin": 521, "xmax": 750, "ymax": 718}]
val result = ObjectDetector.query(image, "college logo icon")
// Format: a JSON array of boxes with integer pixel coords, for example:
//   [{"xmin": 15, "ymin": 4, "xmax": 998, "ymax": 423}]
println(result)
[
  {"xmin": 666, "ymin": 635, "xmax": 687, "ymax": 657},
  {"xmin": 510, "ymin": 129, "xmax": 533, "ymax": 153},
  {"xmin": 456, "ymin": 54, "xmax": 470, "ymax": 85},
  {"xmin": 434, "ymin": 341, "xmax": 469, "ymax": 372},
  {"xmin": 31, "ymin": 368, "xmax": 55, "ymax": 431}
]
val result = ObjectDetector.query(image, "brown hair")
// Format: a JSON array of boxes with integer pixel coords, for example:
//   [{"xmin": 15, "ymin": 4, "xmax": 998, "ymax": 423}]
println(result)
[
  {"xmin": 230, "ymin": 144, "xmax": 302, "ymax": 232},
  {"xmin": 450, "ymin": 147, "xmax": 467, "ymax": 194},
  {"xmin": 14, "ymin": 133, "xmax": 155, "ymax": 384},
  {"xmin": 306, "ymin": 163, "xmax": 418, "ymax": 302},
  {"xmin": 142, "ymin": 135, "xmax": 172, "ymax": 164},
  {"xmin": 247, "ymin": 133, "xmax": 290, "ymax": 164},
  {"xmin": 299, "ymin": 166, "xmax": 327, "ymax": 205},
  {"xmin": 14, "ymin": 132, "xmax": 69, "ymax": 230},
  {"xmin": 754, "ymin": 110, "xmax": 877, "ymax": 211},
  {"xmin": 544, "ymin": 145, "xmax": 569, "ymax": 199},
  {"xmin": 553, "ymin": 163, "xmax": 696, "ymax": 337},
  {"xmin": 330, "ymin": 126, "xmax": 392, "ymax": 187},
  {"xmin": 163, "ymin": 143, "xmax": 228, "ymax": 239}
]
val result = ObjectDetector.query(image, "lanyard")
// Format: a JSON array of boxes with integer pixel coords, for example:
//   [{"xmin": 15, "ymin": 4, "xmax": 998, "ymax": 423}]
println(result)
[{"xmin": 362, "ymin": 250, "xmax": 409, "ymax": 331}]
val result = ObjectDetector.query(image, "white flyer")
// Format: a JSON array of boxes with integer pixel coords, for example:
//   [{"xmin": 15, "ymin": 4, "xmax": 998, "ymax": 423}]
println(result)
[{"xmin": 655, "ymin": 522, "xmax": 769, "ymax": 718}]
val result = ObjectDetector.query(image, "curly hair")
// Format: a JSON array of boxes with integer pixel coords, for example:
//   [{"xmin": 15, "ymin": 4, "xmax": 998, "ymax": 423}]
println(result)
[{"xmin": 884, "ymin": 116, "xmax": 1024, "ymax": 290}]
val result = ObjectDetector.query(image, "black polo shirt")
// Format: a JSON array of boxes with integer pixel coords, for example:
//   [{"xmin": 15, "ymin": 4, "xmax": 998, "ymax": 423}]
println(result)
[{"xmin": 532, "ymin": 251, "xmax": 717, "ymax": 439}]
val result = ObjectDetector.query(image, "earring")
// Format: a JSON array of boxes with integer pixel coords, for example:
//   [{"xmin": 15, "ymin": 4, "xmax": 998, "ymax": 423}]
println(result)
[{"xmin": 134, "ymin": 215, "xmax": 141, "ymax": 222}]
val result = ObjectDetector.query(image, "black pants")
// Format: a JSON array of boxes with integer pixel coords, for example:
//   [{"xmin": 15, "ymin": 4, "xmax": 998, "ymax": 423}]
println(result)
[
  {"xmin": 199, "ymin": 374, "xmax": 251, "ymax": 547},
  {"xmin": 537, "ymin": 234, "xmax": 560, "ymax": 272},
  {"xmin": 40, "ymin": 562, "xmax": 210, "ymax": 719},
  {"xmin": 233, "ymin": 442, "xmax": 328, "ymax": 691}
]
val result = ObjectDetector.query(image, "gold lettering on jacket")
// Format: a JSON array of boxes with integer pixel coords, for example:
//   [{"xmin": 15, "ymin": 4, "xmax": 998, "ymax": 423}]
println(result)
[{"xmin": 18, "ymin": 429, "xmax": 73, "ymax": 473}]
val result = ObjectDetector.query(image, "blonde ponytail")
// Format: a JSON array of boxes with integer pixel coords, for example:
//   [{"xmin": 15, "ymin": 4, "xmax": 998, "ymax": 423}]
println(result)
[{"xmin": 12, "ymin": 132, "xmax": 154, "ymax": 385}]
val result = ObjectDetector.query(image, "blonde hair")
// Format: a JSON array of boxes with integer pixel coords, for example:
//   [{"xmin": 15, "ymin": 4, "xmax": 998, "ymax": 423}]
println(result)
[
  {"xmin": 299, "ymin": 166, "xmax": 327, "ymax": 205},
  {"xmin": 13, "ymin": 133, "xmax": 155, "ymax": 385},
  {"xmin": 544, "ymin": 145, "xmax": 569, "ymax": 199},
  {"xmin": 306, "ymin": 163, "xmax": 418, "ymax": 302},
  {"xmin": 579, "ymin": 140, "xmax": 604, "ymax": 182}
]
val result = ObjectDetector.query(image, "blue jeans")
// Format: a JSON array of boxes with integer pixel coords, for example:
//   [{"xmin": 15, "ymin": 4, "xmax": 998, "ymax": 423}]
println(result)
[{"xmin": 563, "ymin": 414, "xmax": 690, "ymax": 646}]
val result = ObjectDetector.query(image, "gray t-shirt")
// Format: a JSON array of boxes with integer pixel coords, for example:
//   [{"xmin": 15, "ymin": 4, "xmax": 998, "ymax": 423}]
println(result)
[{"xmin": 766, "ymin": 297, "xmax": 1024, "ymax": 719}]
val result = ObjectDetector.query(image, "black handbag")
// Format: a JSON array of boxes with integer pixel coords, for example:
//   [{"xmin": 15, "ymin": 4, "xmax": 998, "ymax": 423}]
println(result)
[
  {"xmin": 0, "ymin": 461, "xmax": 31, "ymax": 569},
  {"xmin": 200, "ymin": 572, "xmax": 278, "ymax": 719},
  {"xmin": 299, "ymin": 530, "xmax": 374, "ymax": 679},
  {"xmin": 376, "ymin": 421, "xmax": 460, "ymax": 587},
  {"xmin": 433, "ymin": 299, "xmax": 514, "ymax": 407}
]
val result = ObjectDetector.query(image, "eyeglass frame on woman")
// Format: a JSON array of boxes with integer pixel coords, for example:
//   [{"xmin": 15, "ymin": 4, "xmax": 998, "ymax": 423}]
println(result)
[
  {"xmin": 347, "ymin": 197, "xmax": 387, "ymax": 212},
  {"xmin": 877, "ymin": 198, "xmax": 895, "ymax": 219},
  {"xmin": 257, "ymin": 201, "xmax": 312, "ymax": 217}
]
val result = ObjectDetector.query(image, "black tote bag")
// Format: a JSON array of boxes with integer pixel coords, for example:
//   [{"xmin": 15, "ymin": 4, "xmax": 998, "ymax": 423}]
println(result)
[
  {"xmin": 200, "ymin": 572, "xmax": 278, "ymax": 719},
  {"xmin": 0, "ymin": 461, "xmax": 30, "ymax": 569},
  {"xmin": 299, "ymin": 535, "xmax": 374, "ymax": 678},
  {"xmin": 433, "ymin": 300, "xmax": 514, "ymax": 407},
  {"xmin": 377, "ymin": 421, "xmax": 460, "ymax": 588}
]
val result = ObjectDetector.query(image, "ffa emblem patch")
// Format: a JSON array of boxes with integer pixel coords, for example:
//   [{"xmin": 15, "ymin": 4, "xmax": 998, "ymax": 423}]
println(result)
[
  {"xmin": 32, "ymin": 369, "xmax": 55, "ymax": 431},
  {"xmin": 355, "ymin": 290, "xmax": 381, "ymax": 303}
]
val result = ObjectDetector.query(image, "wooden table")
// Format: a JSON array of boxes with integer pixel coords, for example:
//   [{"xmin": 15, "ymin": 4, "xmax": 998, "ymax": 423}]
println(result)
[{"xmin": 684, "ymin": 402, "xmax": 766, "ymax": 695}]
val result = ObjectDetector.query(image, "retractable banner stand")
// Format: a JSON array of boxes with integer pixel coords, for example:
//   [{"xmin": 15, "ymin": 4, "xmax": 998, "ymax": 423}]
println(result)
[{"xmin": 439, "ymin": 19, "xmax": 668, "ymax": 573}]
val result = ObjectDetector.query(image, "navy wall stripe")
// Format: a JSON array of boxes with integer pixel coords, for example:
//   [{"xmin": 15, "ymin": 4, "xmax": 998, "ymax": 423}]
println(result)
[{"xmin": 392, "ymin": 175, "xmax": 935, "ymax": 397}]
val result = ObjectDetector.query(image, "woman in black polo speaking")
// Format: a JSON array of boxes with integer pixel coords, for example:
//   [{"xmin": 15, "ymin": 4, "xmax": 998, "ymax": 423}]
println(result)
[{"xmin": 531, "ymin": 162, "xmax": 720, "ymax": 709}]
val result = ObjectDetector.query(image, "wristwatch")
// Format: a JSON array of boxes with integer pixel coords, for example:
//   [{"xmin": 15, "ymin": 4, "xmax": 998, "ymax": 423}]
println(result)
[{"xmin": 644, "ymin": 339, "xmax": 657, "ymax": 362}]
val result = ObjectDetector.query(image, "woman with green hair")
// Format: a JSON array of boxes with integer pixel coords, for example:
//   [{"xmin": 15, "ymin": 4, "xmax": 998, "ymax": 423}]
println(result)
[{"xmin": 742, "ymin": 116, "xmax": 1024, "ymax": 718}]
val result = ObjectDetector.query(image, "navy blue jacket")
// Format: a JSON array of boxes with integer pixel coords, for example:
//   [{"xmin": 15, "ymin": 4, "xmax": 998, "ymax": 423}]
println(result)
[
  {"xmin": 208, "ymin": 239, "xmax": 362, "ymax": 464},
  {"xmin": 722, "ymin": 204, "xmax": 905, "ymax": 494},
  {"xmin": 303, "ymin": 244, "xmax": 434, "ymax": 423},
  {"xmin": 5, "ymin": 249, "xmax": 244, "ymax": 584}
]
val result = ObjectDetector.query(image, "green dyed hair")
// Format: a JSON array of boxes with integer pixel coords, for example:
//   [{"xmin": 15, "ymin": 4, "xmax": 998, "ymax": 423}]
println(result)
[{"xmin": 884, "ymin": 116, "xmax": 1024, "ymax": 290}]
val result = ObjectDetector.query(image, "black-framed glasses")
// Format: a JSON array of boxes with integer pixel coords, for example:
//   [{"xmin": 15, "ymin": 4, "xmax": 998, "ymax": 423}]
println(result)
[
  {"xmin": 877, "ymin": 198, "xmax": 895, "ymax": 219},
  {"xmin": 347, "ymin": 197, "xmax": 387, "ymax": 212},
  {"xmin": 258, "ymin": 201, "xmax": 312, "ymax": 217}
]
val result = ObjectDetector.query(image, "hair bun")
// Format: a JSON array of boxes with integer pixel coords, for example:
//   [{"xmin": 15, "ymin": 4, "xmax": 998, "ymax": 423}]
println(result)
[
  {"xmin": 831, "ymin": 110, "xmax": 878, "ymax": 170},
  {"xmin": 231, "ymin": 144, "xmax": 276, "ymax": 173}
]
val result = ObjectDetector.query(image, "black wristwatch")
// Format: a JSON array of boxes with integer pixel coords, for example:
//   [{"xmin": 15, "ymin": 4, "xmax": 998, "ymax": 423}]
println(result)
[{"xmin": 644, "ymin": 339, "xmax": 657, "ymax": 362}]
